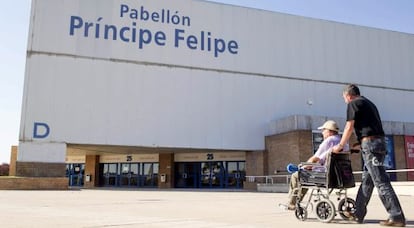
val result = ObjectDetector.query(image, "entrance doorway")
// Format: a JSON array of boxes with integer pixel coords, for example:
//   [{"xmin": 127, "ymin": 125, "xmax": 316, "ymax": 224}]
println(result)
[
  {"xmin": 225, "ymin": 161, "xmax": 246, "ymax": 188},
  {"xmin": 100, "ymin": 163, "xmax": 118, "ymax": 187},
  {"xmin": 98, "ymin": 162, "xmax": 159, "ymax": 187},
  {"xmin": 66, "ymin": 163, "xmax": 84, "ymax": 187},
  {"xmin": 140, "ymin": 163, "xmax": 159, "ymax": 187},
  {"xmin": 119, "ymin": 163, "xmax": 139, "ymax": 187},
  {"xmin": 175, "ymin": 162, "xmax": 200, "ymax": 188},
  {"xmin": 200, "ymin": 161, "xmax": 224, "ymax": 188},
  {"xmin": 174, "ymin": 161, "xmax": 245, "ymax": 188}
]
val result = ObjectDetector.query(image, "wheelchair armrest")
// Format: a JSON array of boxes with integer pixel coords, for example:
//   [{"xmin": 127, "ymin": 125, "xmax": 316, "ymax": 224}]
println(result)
[
  {"xmin": 299, "ymin": 162, "xmax": 317, "ymax": 167},
  {"xmin": 298, "ymin": 162, "xmax": 325, "ymax": 171}
]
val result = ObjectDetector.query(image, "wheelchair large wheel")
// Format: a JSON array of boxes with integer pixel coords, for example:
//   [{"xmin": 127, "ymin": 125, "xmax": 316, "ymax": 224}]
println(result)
[
  {"xmin": 295, "ymin": 206, "xmax": 307, "ymax": 221},
  {"xmin": 338, "ymin": 197, "xmax": 356, "ymax": 220},
  {"xmin": 315, "ymin": 199, "xmax": 336, "ymax": 223}
]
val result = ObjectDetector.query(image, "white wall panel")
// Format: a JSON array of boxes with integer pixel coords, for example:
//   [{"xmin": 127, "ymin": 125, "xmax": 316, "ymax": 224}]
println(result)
[
  {"xmin": 18, "ymin": 142, "xmax": 66, "ymax": 162},
  {"xmin": 322, "ymin": 22, "xmax": 338, "ymax": 80},
  {"xmin": 21, "ymin": 54, "xmax": 414, "ymax": 150},
  {"xmin": 21, "ymin": 55, "xmax": 350, "ymax": 149}
]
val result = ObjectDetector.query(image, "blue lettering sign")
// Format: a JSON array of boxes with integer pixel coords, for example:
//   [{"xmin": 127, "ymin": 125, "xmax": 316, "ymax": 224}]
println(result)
[
  {"xmin": 33, "ymin": 122, "xmax": 50, "ymax": 139},
  {"xmin": 68, "ymin": 4, "xmax": 240, "ymax": 58}
]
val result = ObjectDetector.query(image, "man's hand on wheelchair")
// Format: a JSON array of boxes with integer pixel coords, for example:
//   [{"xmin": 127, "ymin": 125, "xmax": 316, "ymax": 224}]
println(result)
[{"xmin": 332, "ymin": 144, "xmax": 343, "ymax": 153}]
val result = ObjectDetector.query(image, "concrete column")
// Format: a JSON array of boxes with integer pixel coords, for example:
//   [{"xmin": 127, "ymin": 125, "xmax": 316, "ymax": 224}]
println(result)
[
  {"xmin": 9, "ymin": 146, "xmax": 18, "ymax": 176},
  {"xmin": 158, "ymin": 153, "xmax": 174, "ymax": 189},
  {"xmin": 84, "ymin": 155, "xmax": 100, "ymax": 188}
]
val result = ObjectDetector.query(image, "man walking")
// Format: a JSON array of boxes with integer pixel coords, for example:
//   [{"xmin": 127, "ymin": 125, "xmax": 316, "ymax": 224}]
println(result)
[{"xmin": 333, "ymin": 84, "xmax": 405, "ymax": 227}]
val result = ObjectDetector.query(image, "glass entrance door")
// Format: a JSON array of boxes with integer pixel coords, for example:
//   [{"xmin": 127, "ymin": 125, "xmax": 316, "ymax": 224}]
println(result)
[
  {"xmin": 225, "ymin": 161, "xmax": 246, "ymax": 188},
  {"xmin": 200, "ymin": 161, "xmax": 224, "ymax": 188},
  {"xmin": 119, "ymin": 163, "xmax": 139, "ymax": 187},
  {"xmin": 140, "ymin": 163, "xmax": 159, "ymax": 187},
  {"xmin": 175, "ymin": 162, "xmax": 200, "ymax": 188},
  {"xmin": 101, "ymin": 163, "xmax": 118, "ymax": 186},
  {"xmin": 66, "ymin": 163, "xmax": 84, "ymax": 187},
  {"xmin": 174, "ymin": 161, "xmax": 245, "ymax": 189}
]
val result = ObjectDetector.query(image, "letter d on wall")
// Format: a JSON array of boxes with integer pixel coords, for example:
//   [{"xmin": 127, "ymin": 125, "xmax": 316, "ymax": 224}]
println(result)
[{"xmin": 33, "ymin": 122, "xmax": 50, "ymax": 139}]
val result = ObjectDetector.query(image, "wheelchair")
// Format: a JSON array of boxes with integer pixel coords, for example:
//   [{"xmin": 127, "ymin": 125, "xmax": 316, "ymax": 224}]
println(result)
[{"xmin": 292, "ymin": 152, "xmax": 356, "ymax": 223}]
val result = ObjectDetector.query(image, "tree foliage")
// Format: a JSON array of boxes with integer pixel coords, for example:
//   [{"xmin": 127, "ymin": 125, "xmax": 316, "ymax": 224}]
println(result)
[{"xmin": 0, "ymin": 163, "xmax": 9, "ymax": 176}]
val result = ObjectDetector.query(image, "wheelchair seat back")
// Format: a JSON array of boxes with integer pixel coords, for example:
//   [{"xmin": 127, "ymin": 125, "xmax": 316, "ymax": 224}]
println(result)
[
  {"xmin": 327, "ymin": 153, "xmax": 355, "ymax": 188},
  {"xmin": 299, "ymin": 152, "xmax": 355, "ymax": 189}
]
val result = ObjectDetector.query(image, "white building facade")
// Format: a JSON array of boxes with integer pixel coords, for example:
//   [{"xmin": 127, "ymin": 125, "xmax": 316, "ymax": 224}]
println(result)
[{"xmin": 18, "ymin": 0, "xmax": 414, "ymax": 188}]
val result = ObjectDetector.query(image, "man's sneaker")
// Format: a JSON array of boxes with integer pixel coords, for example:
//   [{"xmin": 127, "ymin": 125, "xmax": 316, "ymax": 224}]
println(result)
[{"xmin": 379, "ymin": 219, "xmax": 406, "ymax": 227}]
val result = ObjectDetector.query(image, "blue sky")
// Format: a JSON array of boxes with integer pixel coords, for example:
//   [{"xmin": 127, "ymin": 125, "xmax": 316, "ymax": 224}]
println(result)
[{"xmin": 0, "ymin": 0, "xmax": 413, "ymax": 163}]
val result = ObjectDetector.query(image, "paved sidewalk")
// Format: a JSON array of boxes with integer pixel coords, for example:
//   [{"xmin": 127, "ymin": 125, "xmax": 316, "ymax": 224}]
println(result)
[{"xmin": 0, "ymin": 183, "xmax": 413, "ymax": 227}]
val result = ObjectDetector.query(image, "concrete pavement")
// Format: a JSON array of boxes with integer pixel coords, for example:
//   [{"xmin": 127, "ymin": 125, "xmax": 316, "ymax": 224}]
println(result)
[{"xmin": 0, "ymin": 182, "xmax": 413, "ymax": 227}]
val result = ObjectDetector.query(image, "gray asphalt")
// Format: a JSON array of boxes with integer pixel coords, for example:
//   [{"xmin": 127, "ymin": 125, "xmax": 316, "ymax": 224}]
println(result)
[{"xmin": 0, "ymin": 182, "xmax": 413, "ymax": 227}]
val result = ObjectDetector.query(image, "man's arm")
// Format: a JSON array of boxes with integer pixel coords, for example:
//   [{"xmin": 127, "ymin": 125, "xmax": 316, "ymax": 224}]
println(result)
[
  {"xmin": 333, "ymin": 120, "xmax": 354, "ymax": 153},
  {"xmin": 307, "ymin": 136, "xmax": 336, "ymax": 166},
  {"xmin": 301, "ymin": 155, "xmax": 320, "ymax": 169}
]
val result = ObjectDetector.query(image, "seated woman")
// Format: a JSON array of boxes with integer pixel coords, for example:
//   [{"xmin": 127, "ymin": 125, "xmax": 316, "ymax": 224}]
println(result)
[{"xmin": 285, "ymin": 120, "xmax": 349, "ymax": 210}]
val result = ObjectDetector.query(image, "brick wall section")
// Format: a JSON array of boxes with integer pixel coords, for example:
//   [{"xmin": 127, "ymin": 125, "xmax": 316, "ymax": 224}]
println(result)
[
  {"xmin": 244, "ymin": 151, "xmax": 264, "ymax": 190},
  {"xmin": 245, "ymin": 151, "xmax": 265, "ymax": 177},
  {"xmin": 84, "ymin": 155, "xmax": 100, "ymax": 188},
  {"xmin": 159, "ymin": 153, "xmax": 174, "ymax": 188},
  {"xmin": 265, "ymin": 130, "xmax": 312, "ymax": 175},
  {"xmin": 298, "ymin": 131, "xmax": 314, "ymax": 162},
  {"xmin": 16, "ymin": 162, "xmax": 66, "ymax": 177},
  {"xmin": 0, "ymin": 177, "xmax": 68, "ymax": 190}
]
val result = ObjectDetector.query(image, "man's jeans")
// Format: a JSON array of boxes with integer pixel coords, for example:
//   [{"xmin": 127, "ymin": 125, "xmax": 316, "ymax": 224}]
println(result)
[{"xmin": 355, "ymin": 137, "xmax": 405, "ymax": 221}]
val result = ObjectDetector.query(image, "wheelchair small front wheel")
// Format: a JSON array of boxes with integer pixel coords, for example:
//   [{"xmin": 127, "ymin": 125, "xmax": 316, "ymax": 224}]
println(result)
[
  {"xmin": 295, "ymin": 206, "xmax": 307, "ymax": 221},
  {"xmin": 315, "ymin": 199, "xmax": 335, "ymax": 223},
  {"xmin": 338, "ymin": 197, "xmax": 356, "ymax": 220}
]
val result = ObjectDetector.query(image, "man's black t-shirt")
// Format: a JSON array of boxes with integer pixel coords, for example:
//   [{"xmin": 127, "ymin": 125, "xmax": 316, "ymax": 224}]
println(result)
[{"xmin": 346, "ymin": 96, "xmax": 385, "ymax": 142}]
